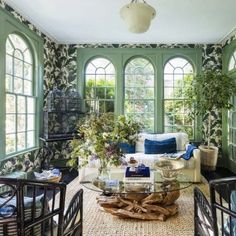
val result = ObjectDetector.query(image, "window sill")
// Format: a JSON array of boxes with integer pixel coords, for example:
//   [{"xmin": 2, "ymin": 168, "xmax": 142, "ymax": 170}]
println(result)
[{"xmin": 1, "ymin": 146, "xmax": 40, "ymax": 162}]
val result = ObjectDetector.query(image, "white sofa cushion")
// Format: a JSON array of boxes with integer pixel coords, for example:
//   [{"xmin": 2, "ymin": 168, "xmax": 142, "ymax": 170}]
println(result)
[{"xmin": 135, "ymin": 132, "xmax": 189, "ymax": 153}]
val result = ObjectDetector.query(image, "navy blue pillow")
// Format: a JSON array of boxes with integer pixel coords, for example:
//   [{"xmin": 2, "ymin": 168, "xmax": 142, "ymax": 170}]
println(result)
[
  {"xmin": 119, "ymin": 142, "xmax": 135, "ymax": 154},
  {"xmin": 144, "ymin": 138, "xmax": 177, "ymax": 154}
]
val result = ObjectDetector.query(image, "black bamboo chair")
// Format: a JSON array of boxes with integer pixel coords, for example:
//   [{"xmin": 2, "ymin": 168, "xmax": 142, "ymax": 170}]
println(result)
[
  {"xmin": 0, "ymin": 178, "xmax": 83, "ymax": 236},
  {"xmin": 194, "ymin": 177, "xmax": 236, "ymax": 236}
]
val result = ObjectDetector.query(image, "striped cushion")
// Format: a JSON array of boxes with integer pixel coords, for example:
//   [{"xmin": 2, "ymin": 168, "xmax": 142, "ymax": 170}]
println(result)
[{"xmin": 0, "ymin": 195, "xmax": 45, "ymax": 236}]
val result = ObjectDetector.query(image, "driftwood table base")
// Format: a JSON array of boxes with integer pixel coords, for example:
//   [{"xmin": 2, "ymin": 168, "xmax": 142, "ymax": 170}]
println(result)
[{"xmin": 96, "ymin": 190, "xmax": 180, "ymax": 221}]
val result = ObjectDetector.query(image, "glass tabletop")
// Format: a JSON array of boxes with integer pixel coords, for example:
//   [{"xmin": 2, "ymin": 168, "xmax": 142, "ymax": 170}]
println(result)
[{"xmin": 80, "ymin": 169, "xmax": 192, "ymax": 194}]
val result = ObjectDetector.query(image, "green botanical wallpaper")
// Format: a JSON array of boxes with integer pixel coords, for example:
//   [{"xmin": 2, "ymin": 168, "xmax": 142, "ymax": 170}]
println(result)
[{"xmin": 0, "ymin": 0, "xmax": 230, "ymax": 174}]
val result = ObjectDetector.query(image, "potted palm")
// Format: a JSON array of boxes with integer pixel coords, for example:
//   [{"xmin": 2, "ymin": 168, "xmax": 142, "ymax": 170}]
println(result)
[{"xmin": 184, "ymin": 69, "xmax": 236, "ymax": 170}]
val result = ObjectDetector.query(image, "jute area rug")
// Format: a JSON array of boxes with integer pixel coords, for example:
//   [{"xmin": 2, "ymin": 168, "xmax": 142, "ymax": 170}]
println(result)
[{"xmin": 65, "ymin": 177, "xmax": 209, "ymax": 236}]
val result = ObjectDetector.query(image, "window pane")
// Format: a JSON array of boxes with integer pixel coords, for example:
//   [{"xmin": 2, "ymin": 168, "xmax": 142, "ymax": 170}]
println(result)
[
  {"xmin": 24, "ymin": 49, "xmax": 32, "ymax": 64},
  {"xmin": 145, "ymin": 88, "xmax": 154, "ymax": 98},
  {"xmin": 24, "ymin": 80, "xmax": 32, "ymax": 95},
  {"xmin": 17, "ymin": 115, "xmax": 26, "ymax": 132},
  {"xmin": 17, "ymin": 96, "xmax": 26, "ymax": 113},
  {"xmin": 27, "ymin": 131, "xmax": 34, "ymax": 148},
  {"xmin": 96, "ymin": 87, "xmax": 105, "ymax": 99},
  {"xmin": 14, "ymin": 49, "xmax": 23, "ymax": 60},
  {"xmin": 85, "ymin": 57, "xmax": 115, "ymax": 114},
  {"xmin": 6, "ymin": 55, "xmax": 13, "ymax": 75},
  {"xmin": 125, "ymin": 88, "xmax": 135, "ymax": 99},
  {"xmin": 14, "ymin": 58, "xmax": 23, "ymax": 77},
  {"xmin": 14, "ymin": 77, "xmax": 23, "ymax": 93},
  {"xmin": 106, "ymin": 75, "xmax": 115, "ymax": 86},
  {"xmin": 106, "ymin": 88, "xmax": 115, "ymax": 99},
  {"xmin": 17, "ymin": 132, "xmax": 26, "ymax": 150},
  {"xmin": 85, "ymin": 87, "xmax": 95, "ymax": 99},
  {"xmin": 6, "ymin": 134, "xmax": 16, "ymax": 153},
  {"xmin": 6, "ymin": 74, "xmax": 13, "ymax": 92},
  {"xmin": 6, "ymin": 115, "xmax": 15, "ymax": 133},
  {"xmin": 24, "ymin": 63, "xmax": 32, "ymax": 80},
  {"xmin": 27, "ymin": 114, "xmax": 35, "ymax": 130},
  {"xmin": 27, "ymin": 97, "xmax": 35, "ymax": 113},
  {"xmin": 105, "ymin": 101, "xmax": 114, "ymax": 113},
  {"xmin": 6, "ymin": 94, "xmax": 16, "ymax": 113}
]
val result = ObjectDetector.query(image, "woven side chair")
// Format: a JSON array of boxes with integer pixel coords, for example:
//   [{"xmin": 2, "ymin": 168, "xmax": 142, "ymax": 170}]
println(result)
[
  {"xmin": 194, "ymin": 177, "xmax": 236, "ymax": 236},
  {"xmin": 63, "ymin": 189, "xmax": 83, "ymax": 236},
  {"xmin": 0, "ymin": 178, "xmax": 83, "ymax": 236}
]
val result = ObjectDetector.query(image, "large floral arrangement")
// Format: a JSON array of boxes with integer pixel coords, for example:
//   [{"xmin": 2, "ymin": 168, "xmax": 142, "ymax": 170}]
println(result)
[{"xmin": 67, "ymin": 113, "xmax": 143, "ymax": 170}]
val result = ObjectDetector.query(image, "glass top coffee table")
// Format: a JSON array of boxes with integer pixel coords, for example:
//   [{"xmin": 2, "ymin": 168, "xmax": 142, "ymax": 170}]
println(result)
[{"xmin": 80, "ymin": 169, "xmax": 192, "ymax": 221}]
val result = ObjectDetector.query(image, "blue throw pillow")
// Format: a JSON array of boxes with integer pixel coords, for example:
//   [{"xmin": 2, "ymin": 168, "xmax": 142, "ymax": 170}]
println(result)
[
  {"xmin": 119, "ymin": 142, "xmax": 135, "ymax": 154},
  {"xmin": 182, "ymin": 144, "xmax": 197, "ymax": 160},
  {"xmin": 144, "ymin": 138, "xmax": 177, "ymax": 154}
]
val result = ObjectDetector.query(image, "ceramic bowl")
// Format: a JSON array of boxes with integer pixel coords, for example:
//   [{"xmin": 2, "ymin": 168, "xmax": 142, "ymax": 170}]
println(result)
[{"xmin": 155, "ymin": 159, "xmax": 185, "ymax": 181}]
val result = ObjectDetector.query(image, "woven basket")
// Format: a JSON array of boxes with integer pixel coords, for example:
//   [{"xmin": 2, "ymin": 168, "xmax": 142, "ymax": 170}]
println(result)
[
  {"xmin": 47, "ymin": 174, "xmax": 62, "ymax": 183},
  {"xmin": 199, "ymin": 145, "xmax": 219, "ymax": 171}
]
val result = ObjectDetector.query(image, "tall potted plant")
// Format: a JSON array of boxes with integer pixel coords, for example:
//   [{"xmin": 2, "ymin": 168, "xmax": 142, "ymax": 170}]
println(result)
[{"xmin": 184, "ymin": 69, "xmax": 236, "ymax": 170}]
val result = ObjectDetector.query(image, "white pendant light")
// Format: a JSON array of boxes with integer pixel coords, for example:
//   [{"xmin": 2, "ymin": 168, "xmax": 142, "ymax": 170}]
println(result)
[{"xmin": 120, "ymin": 0, "xmax": 156, "ymax": 34}]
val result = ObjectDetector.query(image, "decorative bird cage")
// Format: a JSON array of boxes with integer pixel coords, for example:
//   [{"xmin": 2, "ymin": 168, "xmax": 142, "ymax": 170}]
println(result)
[{"xmin": 43, "ymin": 88, "xmax": 83, "ymax": 139}]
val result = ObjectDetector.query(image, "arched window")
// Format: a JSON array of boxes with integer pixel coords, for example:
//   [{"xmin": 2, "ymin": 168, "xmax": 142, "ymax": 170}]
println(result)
[
  {"xmin": 164, "ymin": 57, "xmax": 194, "ymax": 138},
  {"xmin": 124, "ymin": 57, "xmax": 155, "ymax": 132},
  {"xmin": 5, "ymin": 34, "xmax": 35, "ymax": 154},
  {"xmin": 227, "ymin": 50, "xmax": 236, "ymax": 161},
  {"xmin": 85, "ymin": 57, "xmax": 115, "ymax": 113}
]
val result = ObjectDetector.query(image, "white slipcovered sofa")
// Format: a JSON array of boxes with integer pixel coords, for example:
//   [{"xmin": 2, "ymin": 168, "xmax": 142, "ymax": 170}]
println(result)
[
  {"xmin": 124, "ymin": 132, "xmax": 201, "ymax": 183},
  {"xmin": 79, "ymin": 132, "xmax": 201, "ymax": 183}
]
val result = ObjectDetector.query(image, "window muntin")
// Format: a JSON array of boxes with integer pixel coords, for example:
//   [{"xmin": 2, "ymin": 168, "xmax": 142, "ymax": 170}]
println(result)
[
  {"xmin": 85, "ymin": 58, "xmax": 115, "ymax": 113},
  {"xmin": 164, "ymin": 57, "xmax": 194, "ymax": 138},
  {"xmin": 5, "ymin": 34, "xmax": 36, "ymax": 155},
  {"xmin": 124, "ymin": 57, "xmax": 155, "ymax": 132}
]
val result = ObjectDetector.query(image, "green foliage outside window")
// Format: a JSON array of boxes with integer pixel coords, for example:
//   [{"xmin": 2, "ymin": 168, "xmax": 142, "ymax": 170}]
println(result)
[{"xmin": 164, "ymin": 74, "xmax": 194, "ymax": 138}]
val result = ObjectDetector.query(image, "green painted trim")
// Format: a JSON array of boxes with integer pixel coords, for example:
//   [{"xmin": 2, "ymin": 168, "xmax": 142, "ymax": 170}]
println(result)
[
  {"xmin": 77, "ymin": 47, "xmax": 202, "ymax": 138},
  {"xmin": 222, "ymin": 39, "xmax": 236, "ymax": 169},
  {"xmin": 0, "ymin": 7, "xmax": 44, "ymax": 159},
  {"xmin": 0, "ymin": 13, "xmax": 5, "ymax": 156}
]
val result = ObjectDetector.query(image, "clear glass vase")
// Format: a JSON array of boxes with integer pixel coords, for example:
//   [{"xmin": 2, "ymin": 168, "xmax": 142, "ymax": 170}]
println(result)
[{"xmin": 98, "ymin": 160, "xmax": 110, "ymax": 181}]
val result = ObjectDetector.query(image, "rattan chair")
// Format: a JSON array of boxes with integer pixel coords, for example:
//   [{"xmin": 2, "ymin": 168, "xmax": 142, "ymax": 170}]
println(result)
[
  {"xmin": 0, "ymin": 178, "xmax": 83, "ymax": 236},
  {"xmin": 194, "ymin": 177, "xmax": 236, "ymax": 236}
]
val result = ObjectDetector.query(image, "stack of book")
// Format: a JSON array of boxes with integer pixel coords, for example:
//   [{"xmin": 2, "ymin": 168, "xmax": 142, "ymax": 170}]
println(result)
[{"xmin": 123, "ymin": 166, "xmax": 153, "ymax": 183}]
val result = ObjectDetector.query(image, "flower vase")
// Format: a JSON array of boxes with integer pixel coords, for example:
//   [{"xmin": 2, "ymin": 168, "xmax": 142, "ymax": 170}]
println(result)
[{"xmin": 98, "ymin": 160, "xmax": 110, "ymax": 181}]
